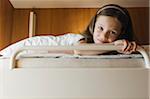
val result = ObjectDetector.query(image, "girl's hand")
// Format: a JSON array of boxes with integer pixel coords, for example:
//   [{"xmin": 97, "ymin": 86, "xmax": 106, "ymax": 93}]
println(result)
[{"xmin": 114, "ymin": 39, "xmax": 137, "ymax": 54}]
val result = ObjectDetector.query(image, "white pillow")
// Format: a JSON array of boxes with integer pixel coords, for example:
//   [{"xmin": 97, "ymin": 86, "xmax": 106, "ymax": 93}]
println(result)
[{"xmin": 0, "ymin": 33, "xmax": 84, "ymax": 57}]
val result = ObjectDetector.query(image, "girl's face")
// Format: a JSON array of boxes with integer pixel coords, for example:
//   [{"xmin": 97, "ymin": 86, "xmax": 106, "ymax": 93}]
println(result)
[{"xmin": 93, "ymin": 15, "xmax": 122, "ymax": 44}]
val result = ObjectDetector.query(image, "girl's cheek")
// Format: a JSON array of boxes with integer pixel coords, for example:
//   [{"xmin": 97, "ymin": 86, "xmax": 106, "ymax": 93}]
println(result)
[
  {"xmin": 108, "ymin": 38, "xmax": 115, "ymax": 43},
  {"xmin": 95, "ymin": 32, "xmax": 100, "ymax": 38},
  {"xmin": 93, "ymin": 33, "xmax": 97, "ymax": 39},
  {"xmin": 108, "ymin": 35, "xmax": 118, "ymax": 42}
]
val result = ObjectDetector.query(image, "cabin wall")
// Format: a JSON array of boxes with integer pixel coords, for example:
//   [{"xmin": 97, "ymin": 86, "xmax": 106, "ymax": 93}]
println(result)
[
  {"xmin": 11, "ymin": 8, "xmax": 97, "ymax": 43},
  {"xmin": 0, "ymin": 0, "xmax": 13, "ymax": 50},
  {"xmin": 12, "ymin": 7, "xmax": 149, "ymax": 45},
  {"xmin": 129, "ymin": 7, "xmax": 149, "ymax": 45}
]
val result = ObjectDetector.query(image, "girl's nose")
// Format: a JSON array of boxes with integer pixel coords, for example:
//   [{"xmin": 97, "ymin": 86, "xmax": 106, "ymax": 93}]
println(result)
[{"xmin": 99, "ymin": 33, "xmax": 108, "ymax": 43}]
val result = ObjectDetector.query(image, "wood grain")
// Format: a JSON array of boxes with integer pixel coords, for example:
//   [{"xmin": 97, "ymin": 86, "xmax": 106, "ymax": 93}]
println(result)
[{"xmin": 0, "ymin": 0, "xmax": 13, "ymax": 50}]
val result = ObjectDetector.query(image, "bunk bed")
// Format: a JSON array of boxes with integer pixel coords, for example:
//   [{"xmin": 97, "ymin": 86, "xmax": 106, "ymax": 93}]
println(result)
[{"xmin": 0, "ymin": 43, "xmax": 149, "ymax": 99}]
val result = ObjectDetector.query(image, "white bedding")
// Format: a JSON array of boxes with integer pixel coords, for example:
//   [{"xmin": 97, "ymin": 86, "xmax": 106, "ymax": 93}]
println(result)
[{"xmin": 0, "ymin": 34, "xmax": 84, "ymax": 57}]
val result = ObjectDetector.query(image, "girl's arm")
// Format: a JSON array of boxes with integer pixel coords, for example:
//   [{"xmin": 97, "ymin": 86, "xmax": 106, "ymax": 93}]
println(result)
[
  {"xmin": 74, "ymin": 40, "xmax": 110, "ymax": 55},
  {"xmin": 74, "ymin": 39, "xmax": 138, "ymax": 55}
]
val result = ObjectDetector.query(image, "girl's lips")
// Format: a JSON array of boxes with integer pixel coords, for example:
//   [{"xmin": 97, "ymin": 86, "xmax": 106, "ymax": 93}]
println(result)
[
  {"xmin": 96, "ymin": 39, "xmax": 104, "ymax": 44},
  {"xmin": 96, "ymin": 38, "xmax": 109, "ymax": 43},
  {"xmin": 97, "ymin": 38, "xmax": 103, "ymax": 41}
]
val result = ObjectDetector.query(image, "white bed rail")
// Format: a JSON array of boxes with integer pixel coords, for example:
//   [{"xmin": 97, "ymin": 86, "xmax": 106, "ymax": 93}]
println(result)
[{"xmin": 10, "ymin": 44, "xmax": 150, "ymax": 69}]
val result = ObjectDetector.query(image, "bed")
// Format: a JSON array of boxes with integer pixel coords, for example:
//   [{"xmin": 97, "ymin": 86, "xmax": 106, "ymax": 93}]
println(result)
[{"xmin": 0, "ymin": 44, "xmax": 149, "ymax": 99}]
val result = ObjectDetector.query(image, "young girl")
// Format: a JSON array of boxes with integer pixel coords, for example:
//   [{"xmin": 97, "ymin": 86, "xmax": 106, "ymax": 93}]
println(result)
[{"xmin": 75, "ymin": 4, "xmax": 137, "ymax": 55}]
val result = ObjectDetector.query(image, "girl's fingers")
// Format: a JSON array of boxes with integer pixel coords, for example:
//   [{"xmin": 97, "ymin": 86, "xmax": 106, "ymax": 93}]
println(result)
[
  {"xmin": 114, "ymin": 40, "xmax": 137, "ymax": 54},
  {"xmin": 124, "ymin": 42, "xmax": 132, "ymax": 54},
  {"xmin": 127, "ymin": 42, "xmax": 137, "ymax": 53},
  {"xmin": 112, "ymin": 40, "xmax": 138, "ymax": 54},
  {"xmin": 131, "ymin": 41, "xmax": 137, "ymax": 51},
  {"xmin": 122, "ymin": 40, "xmax": 129, "ymax": 52},
  {"xmin": 125, "ymin": 41, "xmax": 137, "ymax": 54}
]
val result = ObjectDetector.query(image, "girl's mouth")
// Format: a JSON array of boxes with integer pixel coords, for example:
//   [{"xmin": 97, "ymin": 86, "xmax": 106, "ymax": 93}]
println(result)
[{"xmin": 96, "ymin": 39, "xmax": 104, "ymax": 44}]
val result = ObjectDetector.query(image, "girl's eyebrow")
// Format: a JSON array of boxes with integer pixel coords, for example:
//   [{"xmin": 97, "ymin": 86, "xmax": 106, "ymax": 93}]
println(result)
[
  {"xmin": 110, "ymin": 28, "xmax": 118, "ymax": 31},
  {"xmin": 96, "ymin": 22, "xmax": 121, "ymax": 31},
  {"xmin": 110, "ymin": 29, "xmax": 119, "ymax": 34},
  {"xmin": 97, "ymin": 24, "xmax": 119, "ymax": 31},
  {"xmin": 111, "ymin": 27, "xmax": 121, "ymax": 32},
  {"xmin": 111, "ymin": 30, "xmax": 118, "ymax": 34},
  {"xmin": 97, "ymin": 23, "xmax": 104, "ymax": 27}
]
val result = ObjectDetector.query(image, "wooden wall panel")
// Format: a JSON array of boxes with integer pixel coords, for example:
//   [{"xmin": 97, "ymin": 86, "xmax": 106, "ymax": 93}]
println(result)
[
  {"xmin": 11, "ymin": 9, "xmax": 30, "ymax": 43},
  {"xmin": 35, "ymin": 8, "xmax": 97, "ymax": 35},
  {"xmin": 12, "ymin": 7, "xmax": 149, "ymax": 44},
  {"xmin": 128, "ymin": 8, "xmax": 149, "ymax": 44},
  {"xmin": 12, "ymin": 8, "xmax": 97, "ymax": 43},
  {"xmin": 0, "ymin": 0, "xmax": 13, "ymax": 50}
]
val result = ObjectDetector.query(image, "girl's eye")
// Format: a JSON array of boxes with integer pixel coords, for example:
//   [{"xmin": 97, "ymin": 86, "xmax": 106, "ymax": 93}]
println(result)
[
  {"xmin": 98, "ymin": 26, "xmax": 103, "ymax": 31},
  {"xmin": 110, "ymin": 31, "xmax": 117, "ymax": 35}
]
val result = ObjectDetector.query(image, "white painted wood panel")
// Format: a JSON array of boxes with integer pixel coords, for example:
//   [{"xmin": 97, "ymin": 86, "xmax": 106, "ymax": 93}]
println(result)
[{"xmin": 9, "ymin": 0, "xmax": 149, "ymax": 8}]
